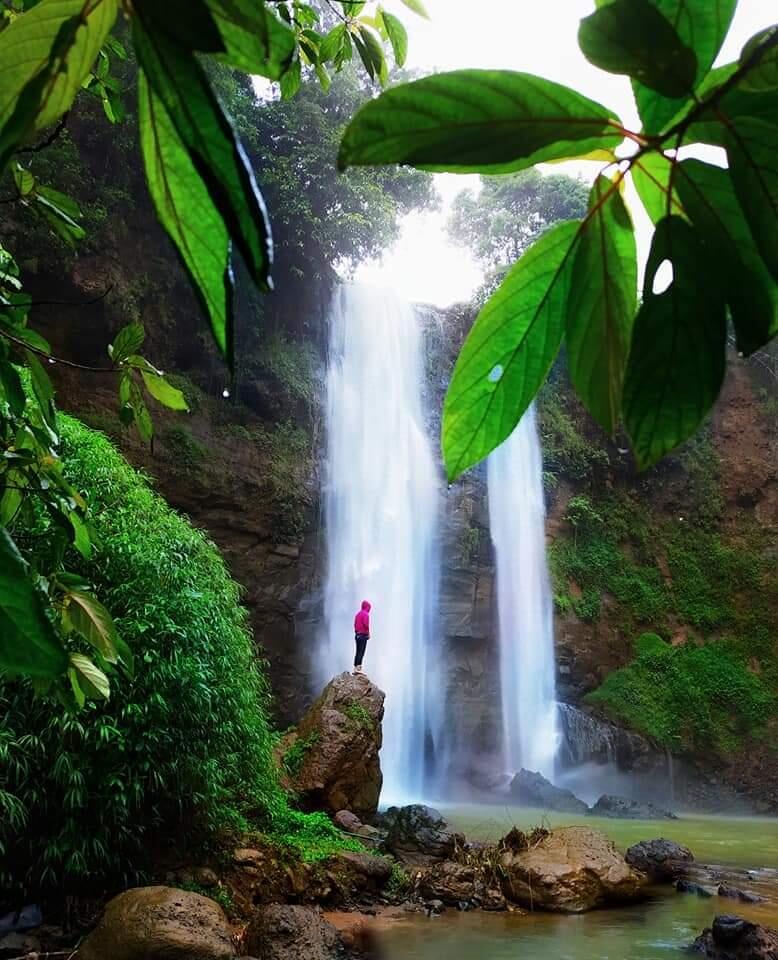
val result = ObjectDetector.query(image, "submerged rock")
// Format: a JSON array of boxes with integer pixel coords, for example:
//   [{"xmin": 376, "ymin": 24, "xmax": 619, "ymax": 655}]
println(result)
[
  {"xmin": 718, "ymin": 884, "xmax": 764, "ymax": 904},
  {"xmin": 77, "ymin": 886, "xmax": 234, "ymax": 960},
  {"xmin": 677, "ymin": 879, "xmax": 715, "ymax": 897},
  {"xmin": 624, "ymin": 838, "xmax": 694, "ymax": 881},
  {"xmin": 499, "ymin": 826, "xmax": 648, "ymax": 913},
  {"xmin": 283, "ymin": 672, "xmax": 385, "ymax": 819},
  {"xmin": 690, "ymin": 915, "xmax": 778, "ymax": 958},
  {"xmin": 509, "ymin": 769, "xmax": 589, "ymax": 814},
  {"xmin": 588, "ymin": 794, "xmax": 677, "ymax": 820},
  {"xmin": 380, "ymin": 804, "xmax": 461, "ymax": 865},
  {"xmin": 243, "ymin": 905, "xmax": 343, "ymax": 960}
]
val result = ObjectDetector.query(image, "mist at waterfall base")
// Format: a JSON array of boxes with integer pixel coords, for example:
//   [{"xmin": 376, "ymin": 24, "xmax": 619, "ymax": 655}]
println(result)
[{"xmin": 320, "ymin": 283, "xmax": 442, "ymax": 802}]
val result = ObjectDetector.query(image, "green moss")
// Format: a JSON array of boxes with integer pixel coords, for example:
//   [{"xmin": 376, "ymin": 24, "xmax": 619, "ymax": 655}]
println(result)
[
  {"xmin": 586, "ymin": 633, "xmax": 776, "ymax": 755},
  {"xmin": 282, "ymin": 731, "xmax": 320, "ymax": 777},
  {"xmin": 260, "ymin": 332, "xmax": 320, "ymax": 408},
  {"xmin": 343, "ymin": 702, "xmax": 373, "ymax": 732},
  {"xmin": 536, "ymin": 381, "xmax": 609, "ymax": 485},
  {"xmin": 178, "ymin": 881, "xmax": 234, "ymax": 915},
  {"xmin": 162, "ymin": 424, "xmax": 208, "ymax": 468},
  {"xmin": 385, "ymin": 862, "xmax": 411, "ymax": 898},
  {"xmin": 252, "ymin": 421, "xmax": 314, "ymax": 543}
]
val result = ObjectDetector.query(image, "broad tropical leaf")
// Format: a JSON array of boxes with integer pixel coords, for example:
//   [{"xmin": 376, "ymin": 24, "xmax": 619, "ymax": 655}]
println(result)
[
  {"xmin": 567, "ymin": 175, "xmax": 637, "ymax": 433},
  {"xmin": 739, "ymin": 25, "xmax": 778, "ymax": 92},
  {"xmin": 0, "ymin": 0, "xmax": 119, "ymax": 169},
  {"xmin": 209, "ymin": 0, "xmax": 296, "ymax": 78},
  {"xmin": 110, "ymin": 322, "xmax": 145, "ymax": 362},
  {"xmin": 338, "ymin": 70, "xmax": 624, "ymax": 175},
  {"xmin": 399, "ymin": 0, "xmax": 429, "ymax": 18},
  {"xmin": 0, "ymin": 528, "xmax": 67, "ymax": 678},
  {"xmin": 726, "ymin": 118, "xmax": 778, "ymax": 283},
  {"xmin": 381, "ymin": 11, "xmax": 408, "ymax": 67},
  {"xmin": 138, "ymin": 71, "xmax": 233, "ymax": 360},
  {"xmin": 69, "ymin": 652, "xmax": 110, "ymax": 699},
  {"xmin": 140, "ymin": 371, "xmax": 189, "ymax": 411},
  {"xmin": 579, "ymin": 0, "xmax": 696, "ymax": 98},
  {"xmin": 631, "ymin": 0, "xmax": 738, "ymax": 134},
  {"xmin": 675, "ymin": 158, "xmax": 777, "ymax": 351},
  {"xmin": 624, "ymin": 217, "xmax": 726, "ymax": 468},
  {"xmin": 135, "ymin": 0, "xmax": 224, "ymax": 54},
  {"xmin": 132, "ymin": 18, "xmax": 272, "ymax": 315},
  {"xmin": 67, "ymin": 590, "xmax": 119, "ymax": 663},
  {"xmin": 442, "ymin": 220, "xmax": 580, "ymax": 481},
  {"xmin": 631, "ymin": 151, "xmax": 685, "ymax": 223}
]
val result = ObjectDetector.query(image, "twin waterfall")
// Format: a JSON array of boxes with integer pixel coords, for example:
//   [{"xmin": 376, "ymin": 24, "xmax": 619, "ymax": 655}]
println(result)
[{"xmin": 321, "ymin": 283, "xmax": 558, "ymax": 799}]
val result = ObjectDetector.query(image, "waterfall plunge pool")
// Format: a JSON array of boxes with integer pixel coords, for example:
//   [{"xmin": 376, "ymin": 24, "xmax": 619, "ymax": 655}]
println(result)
[{"xmin": 376, "ymin": 807, "xmax": 778, "ymax": 959}]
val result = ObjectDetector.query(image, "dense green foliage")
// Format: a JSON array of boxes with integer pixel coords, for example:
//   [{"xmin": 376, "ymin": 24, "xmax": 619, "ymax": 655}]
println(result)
[
  {"xmin": 339, "ymin": 3, "xmax": 778, "ymax": 478},
  {"xmin": 587, "ymin": 632, "xmax": 775, "ymax": 754},
  {"xmin": 0, "ymin": 415, "xmax": 344, "ymax": 893}
]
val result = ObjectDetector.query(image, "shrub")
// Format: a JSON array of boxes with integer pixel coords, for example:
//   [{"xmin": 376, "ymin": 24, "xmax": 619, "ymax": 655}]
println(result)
[
  {"xmin": 162, "ymin": 424, "xmax": 208, "ymax": 468},
  {"xmin": 0, "ymin": 416, "xmax": 340, "ymax": 894}
]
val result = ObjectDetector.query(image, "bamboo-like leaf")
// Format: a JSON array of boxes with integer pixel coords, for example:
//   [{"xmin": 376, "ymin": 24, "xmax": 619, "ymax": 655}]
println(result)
[
  {"xmin": 138, "ymin": 70, "xmax": 233, "ymax": 361},
  {"xmin": 567, "ymin": 175, "xmax": 637, "ymax": 433},
  {"xmin": 442, "ymin": 220, "xmax": 580, "ymax": 481},
  {"xmin": 338, "ymin": 70, "xmax": 624, "ymax": 175},
  {"xmin": 726, "ymin": 117, "xmax": 778, "ymax": 283},
  {"xmin": 0, "ymin": 528, "xmax": 67, "ymax": 678},
  {"xmin": 67, "ymin": 590, "xmax": 119, "ymax": 663},
  {"xmin": 675, "ymin": 158, "xmax": 777, "ymax": 352},
  {"xmin": 579, "ymin": 0, "xmax": 697, "ymax": 98},
  {"xmin": 624, "ymin": 217, "xmax": 726, "ymax": 468}
]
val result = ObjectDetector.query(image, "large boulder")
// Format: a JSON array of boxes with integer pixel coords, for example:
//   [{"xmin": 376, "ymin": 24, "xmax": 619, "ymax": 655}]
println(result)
[
  {"xmin": 509, "ymin": 769, "xmax": 589, "ymax": 814},
  {"xmin": 690, "ymin": 915, "xmax": 778, "ymax": 958},
  {"xmin": 624, "ymin": 838, "xmax": 694, "ymax": 881},
  {"xmin": 243, "ymin": 905, "xmax": 343, "ymax": 960},
  {"xmin": 283, "ymin": 673, "xmax": 385, "ymax": 819},
  {"xmin": 588, "ymin": 794, "xmax": 678, "ymax": 820},
  {"xmin": 77, "ymin": 887, "xmax": 234, "ymax": 960},
  {"xmin": 380, "ymin": 805, "xmax": 462, "ymax": 865},
  {"xmin": 499, "ymin": 826, "xmax": 648, "ymax": 913}
]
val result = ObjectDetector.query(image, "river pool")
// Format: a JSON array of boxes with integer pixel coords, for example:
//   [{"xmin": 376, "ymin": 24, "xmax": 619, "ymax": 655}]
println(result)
[{"xmin": 378, "ymin": 805, "xmax": 778, "ymax": 960}]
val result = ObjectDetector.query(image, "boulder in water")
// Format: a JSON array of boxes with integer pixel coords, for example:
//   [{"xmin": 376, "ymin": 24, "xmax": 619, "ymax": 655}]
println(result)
[
  {"xmin": 380, "ymin": 804, "xmax": 462, "ymax": 864},
  {"xmin": 624, "ymin": 838, "xmax": 694, "ymax": 881},
  {"xmin": 282, "ymin": 672, "xmax": 384, "ymax": 819},
  {"xmin": 718, "ymin": 884, "xmax": 764, "ymax": 904},
  {"xmin": 588, "ymin": 794, "xmax": 677, "ymax": 820},
  {"xmin": 676, "ymin": 879, "xmax": 715, "ymax": 897},
  {"xmin": 509, "ymin": 769, "xmax": 589, "ymax": 814},
  {"xmin": 499, "ymin": 826, "xmax": 648, "ymax": 912},
  {"xmin": 77, "ymin": 886, "xmax": 234, "ymax": 960},
  {"xmin": 690, "ymin": 915, "xmax": 778, "ymax": 958},
  {"xmin": 243, "ymin": 905, "xmax": 344, "ymax": 960}
]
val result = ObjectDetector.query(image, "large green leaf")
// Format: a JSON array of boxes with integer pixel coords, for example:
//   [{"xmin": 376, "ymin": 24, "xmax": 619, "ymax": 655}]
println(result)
[
  {"xmin": 624, "ymin": 217, "xmax": 726, "ymax": 469},
  {"xmin": 338, "ymin": 70, "xmax": 624, "ymax": 175},
  {"xmin": 138, "ymin": 71, "xmax": 233, "ymax": 360},
  {"xmin": 567, "ymin": 175, "xmax": 637, "ymax": 434},
  {"xmin": 726, "ymin": 118, "xmax": 778, "ymax": 283},
  {"xmin": 132, "ymin": 17, "xmax": 272, "ymax": 316},
  {"xmin": 209, "ymin": 0, "xmax": 296, "ymax": 79},
  {"xmin": 442, "ymin": 220, "xmax": 580, "ymax": 481},
  {"xmin": 0, "ymin": 528, "xmax": 67, "ymax": 678},
  {"xmin": 381, "ymin": 11, "xmax": 408, "ymax": 67},
  {"xmin": 67, "ymin": 589, "xmax": 119, "ymax": 663},
  {"xmin": 682, "ymin": 65, "xmax": 778, "ymax": 146},
  {"xmin": 631, "ymin": 151, "xmax": 685, "ymax": 223},
  {"xmin": 135, "ymin": 0, "xmax": 224, "ymax": 54},
  {"xmin": 630, "ymin": 0, "xmax": 737, "ymax": 134},
  {"xmin": 69, "ymin": 652, "xmax": 110, "ymax": 700},
  {"xmin": 140, "ymin": 370, "xmax": 189, "ymax": 411},
  {"xmin": 0, "ymin": 0, "xmax": 118, "ymax": 168},
  {"xmin": 739, "ymin": 25, "xmax": 778, "ymax": 92},
  {"xmin": 579, "ymin": 0, "xmax": 696, "ymax": 98},
  {"xmin": 674, "ymin": 158, "xmax": 777, "ymax": 351}
]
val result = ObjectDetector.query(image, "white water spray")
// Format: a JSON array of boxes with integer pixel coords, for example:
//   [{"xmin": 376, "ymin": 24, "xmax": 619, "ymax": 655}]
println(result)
[
  {"xmin": 488, "ymin": 406, "xmax": 558, "ymax": 781},
  {"xmin": 320, "ymin": 283, "xmax": 440, "ymax": 801}
]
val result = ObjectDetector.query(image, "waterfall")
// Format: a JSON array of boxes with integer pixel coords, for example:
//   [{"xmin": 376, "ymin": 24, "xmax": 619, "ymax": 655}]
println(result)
[
  {"xmin": 320, "ymin": 282, "xmax": 441, "ymax": 801},
  {"xmin": 488, "ymin": 407, "xmax": 558, "ymax": 781}
]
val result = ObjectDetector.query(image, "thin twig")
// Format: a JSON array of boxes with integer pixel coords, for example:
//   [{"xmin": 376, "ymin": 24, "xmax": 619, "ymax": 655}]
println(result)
[
  {"xmin": 0, "ymin": 330, "xmax": 117, "ymax": 373},
  {"xmin": 16, "ymin": 114, "xmax": 69, "ymax": 156}
]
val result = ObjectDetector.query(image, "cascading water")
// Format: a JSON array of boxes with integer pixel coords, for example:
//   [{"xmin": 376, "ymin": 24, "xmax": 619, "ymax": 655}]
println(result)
[
  {"xmin": 320, "ymin": 282, "xmax": 441, "ymax": 801},
  {"xmin": 488, "ymin": 406, "xmax": 558, "ymax": 781}
]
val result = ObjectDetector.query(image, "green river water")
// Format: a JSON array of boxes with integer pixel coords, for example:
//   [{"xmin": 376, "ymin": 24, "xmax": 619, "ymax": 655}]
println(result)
[{"xmin": 380, "ymin": 804, "xmax": 778, "ymax": 960}]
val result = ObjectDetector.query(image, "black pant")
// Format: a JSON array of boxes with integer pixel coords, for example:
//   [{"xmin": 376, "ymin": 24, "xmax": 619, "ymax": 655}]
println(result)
[{"xmin": 354, "ymin": 633, "xmax": 368, "ymax": 667}]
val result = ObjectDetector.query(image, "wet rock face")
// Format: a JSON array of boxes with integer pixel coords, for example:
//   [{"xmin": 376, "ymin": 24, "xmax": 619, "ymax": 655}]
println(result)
[
  {"xmin": 284, "ymin": 672, "xmax": 385, "ymax": 819},
  {"xmin": 243, "ymin": 905, "xmax": 343, "ymax": 960},
  {"xmin": 499, "ymin": 826, "xmax": 648, "ymax": 913},
  {"xmin": 624, "ymin": 839, "xmax": 694, "ymax": 882},
  {"xmin": 77, "ymin": 886, "xmax": 234, "ymax": 960},
  {"xmin": 588, "ymin": 794, "xmax": 677, "ymax": 820},
  {"xmin": 509, "ymin": 768, "xmax": 589, "ymax": 814},
  {"xmin": 379, "ymin": 805, "xmax": 462, "ymax": 865},
  {"xmin": 690, "ymin": 915, "xmax": 778, "ymax": 958}
]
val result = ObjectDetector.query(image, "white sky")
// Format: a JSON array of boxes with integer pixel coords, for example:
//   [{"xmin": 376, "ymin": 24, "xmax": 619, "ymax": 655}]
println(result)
[{"xmin": 355, "ymin": 0, "xmax": 777, "ymax": 306}]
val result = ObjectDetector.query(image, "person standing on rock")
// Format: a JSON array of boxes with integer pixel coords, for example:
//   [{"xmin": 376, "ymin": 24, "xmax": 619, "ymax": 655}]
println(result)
[{"xmin": 353, "ymin": 600, "xmax": 371, "ymax": 674}]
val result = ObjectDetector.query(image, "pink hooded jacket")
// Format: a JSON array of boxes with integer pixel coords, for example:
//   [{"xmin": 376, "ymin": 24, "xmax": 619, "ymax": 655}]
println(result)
[{"xmin": 354, "ymin": 600, "xmax": 371, "ymax": 636}]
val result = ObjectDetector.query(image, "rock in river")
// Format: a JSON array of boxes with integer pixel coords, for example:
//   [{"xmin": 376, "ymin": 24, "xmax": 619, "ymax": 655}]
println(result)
[
  {"xmin": 589, "ymin": 794, "xmax": 677, "ymax": 820},
  {"xmin": 624, "ymin": 838, "xmax": 694, "ymax": 881},
  {"xmin": 77, "ymin": 886, "xmax": 234, "ymax": 960},
  {"xmin": 691, "ymin": 915, "xmax": 778, "ymax": 958},
  {"xmin": 380, "ymin": 804, "xmax": 462, "ymax": 865},
  {"xmin": 499, "ymin": 826, "xmax": 648, "ymax": 913},
  {"xmin": 243, "ymin": 905, "xmax": 345, "ymax": 960},
  {"xmin": 282, "ymin": 672, "xmax": 385, "ymax": 819},
  {"xmin": 509, "ymin": 768, "xmax": 589, "ymax": 814}
]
